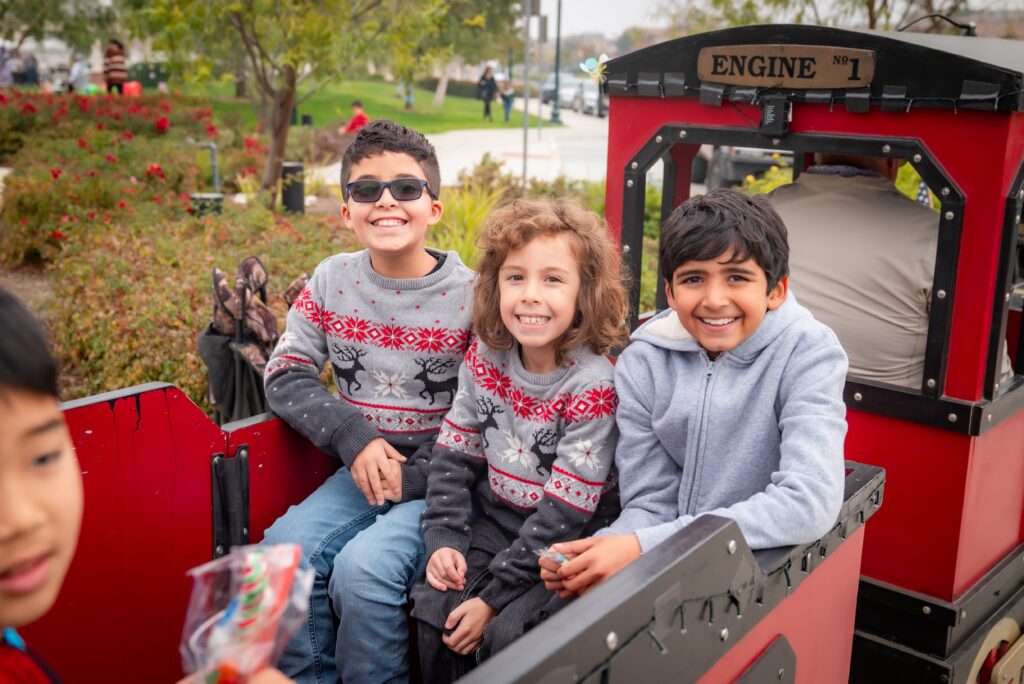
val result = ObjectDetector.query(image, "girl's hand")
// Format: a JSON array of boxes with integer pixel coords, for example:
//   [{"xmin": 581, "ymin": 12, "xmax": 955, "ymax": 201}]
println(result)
[
  {"xmin": 443, "ymin": 597, "xmax": 497, "ymax": 655},
  {"xmin": 350, "ymin": 438, "xmax": 406, "ymax": 505},
  {"xmin": 539, "ymin": 553, "xmax": 577, "ymax": 598},
  {"xmin": 426, "ymin": 547, "xmax": 467, "ymax": 592},
  {"xmin": 553, "ymin": 535, "xmax": 642, "ymax": 596},
  {"xmin": 379, "ymin": 459, "xmax": 403, "ymax": 502}
]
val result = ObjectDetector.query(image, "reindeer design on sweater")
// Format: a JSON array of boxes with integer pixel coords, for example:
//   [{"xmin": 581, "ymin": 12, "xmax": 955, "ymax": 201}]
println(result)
[
  {"xmin": 414, "ymin": 357, "xmax": 459, "ymax": 405},
  {"xmin": 530, "ymin": 428, "xmax": 559, "ymax": 478},
  {"xmin": 476, "ymin": 396, "xmax": 505, "ymax": 449},
  {"xmin": 331, "ymin": 344, "xmax": 367, "ymax": 393}
]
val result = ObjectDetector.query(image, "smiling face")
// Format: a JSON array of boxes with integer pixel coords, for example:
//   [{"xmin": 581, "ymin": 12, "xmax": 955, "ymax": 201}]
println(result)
[
  {"xmin": 0, "ymin": 388, "xmax": 83, "ymax": 629},
  {"xmin": 340, "ymin": 151, "xmax": 443, "ymax": 278},
  {"xmin": 666, "ymin": 248, "xmax": 788, "ymax": 356},
  {"xmin": 498, "ymin": 233, "xmax": 582, "ymax": 374}
]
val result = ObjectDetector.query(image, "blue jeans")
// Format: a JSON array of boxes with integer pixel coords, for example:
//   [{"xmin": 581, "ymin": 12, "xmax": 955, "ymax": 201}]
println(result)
[{"xmin": 263, "ymin": 466, "xmax": 427, "ymax": 684}]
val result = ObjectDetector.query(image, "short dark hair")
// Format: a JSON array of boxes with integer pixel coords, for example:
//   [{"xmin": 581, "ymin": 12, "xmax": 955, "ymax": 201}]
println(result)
[
  {"xmin": 660, "ymin": 188, "xmax": 789, "ymax": 292},
  {"xmin": 340, "ymin": 119, "xmax": 441, "ymax": 200},
  {"xmin": 352, "ymin": 100, "xmax": 363, "ymax": 108},
  {"xmin": 0, "ymin": 287, "xmax": 59, "ymax": 399}
]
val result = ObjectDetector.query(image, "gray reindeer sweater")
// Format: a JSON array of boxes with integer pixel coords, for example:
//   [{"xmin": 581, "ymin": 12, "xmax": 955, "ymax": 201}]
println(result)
[
  {"xmin": 420, "ymin": 339, "xmax": 620, "ymax": 611},
  {"xmin": 264, "ymin": 248, "xmax": 475, "ymax": 500}
]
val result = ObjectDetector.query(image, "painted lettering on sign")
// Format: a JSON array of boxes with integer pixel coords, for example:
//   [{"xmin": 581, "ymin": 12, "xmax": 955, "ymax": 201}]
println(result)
[{"xmin": 697, "ymin": 45, "xmax": 875, "ymax": 89}]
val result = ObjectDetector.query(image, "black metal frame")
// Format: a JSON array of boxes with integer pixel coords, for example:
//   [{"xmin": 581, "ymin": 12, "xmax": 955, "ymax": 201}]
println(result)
[
  {"xmin": 211, "ymin": 443, "xmax": 251, "ymax": 558},
  {"xmin": 985, "ymin": 159, "xmax": 1024, "ymax": 400},
  {"xmin": 623, "ymin": 124, "xmax": 1024, "ymax": 434},
  {"xmin": 459, "ymin": 462, "xmax": 884, "ymax": 684}
]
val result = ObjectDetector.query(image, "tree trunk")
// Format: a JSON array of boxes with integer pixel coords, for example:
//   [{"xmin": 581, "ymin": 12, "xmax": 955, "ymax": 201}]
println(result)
[
  {"xmin": 432, "ymin": 56, "xmax": 462, "ymax": 108},
  {"xmin": 234, "ymin": 55, "xmax": 247, "ymax": 98},
  {"xmin": 261, "ymin": 67, "xmax": 297, "ymax": 201}
]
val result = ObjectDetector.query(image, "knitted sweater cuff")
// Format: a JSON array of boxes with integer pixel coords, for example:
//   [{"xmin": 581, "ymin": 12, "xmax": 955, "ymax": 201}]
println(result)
[
  {"xmin": 330, "ymin": 413, "xmax": 383, "ymax": 466},
  {"xmin": 423, "ymin": 528, "xmax": 470, "ymax": 559},
  {"xmin": 477, "ymin": 579, "xmax": 529, "ymax": 612},
  {"xmin": 399, "ymin": 462, "xmax": 429, "ymax": 502}
]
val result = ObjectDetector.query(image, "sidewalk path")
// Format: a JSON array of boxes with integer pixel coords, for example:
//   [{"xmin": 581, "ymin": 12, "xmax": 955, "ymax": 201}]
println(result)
[{"xmin": 310, "ymin": 101, "xmax": 610, "ymax": 187}]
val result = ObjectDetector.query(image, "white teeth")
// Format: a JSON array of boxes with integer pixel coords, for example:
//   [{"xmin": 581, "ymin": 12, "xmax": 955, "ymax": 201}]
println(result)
[
  {"xmin": 518, "ymin": 315, "xmax": 549, "ymax": 325},
  {"xmin": 374, "ymin": 218, "xmax": 405, "ymax": 227},
  {"xmin": 701, "ymin": 317, "xmax": 736, "ymax": 326}
]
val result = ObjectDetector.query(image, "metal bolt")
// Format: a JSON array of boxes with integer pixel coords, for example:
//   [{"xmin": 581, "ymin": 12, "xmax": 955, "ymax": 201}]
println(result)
[
  {"xmin": 941, "ymin": 187, "xmax": 950, "ymax": 196},
  {"xmin": 606, "ymin": 631, "xmax": 618, "ymax": 650},
  {"xmin": 778, "ymin": 669, "xmax": 785, "ymax": 680},
  {"xmin": 922, "ymin": 605, "xmax": 932, "ymax": 615},
  {"xmin": 720, "ymin": 628, "xmax": 729, "ymax": 641},
  {"xmin": 944, "ymin": 211, "xmax": 954, "ymax": 220},
  {"xmin": 1007, "ymin": 293, "xmax": 1012, "ymax": 302},
  {"xmin": 882, "ymin": 144, "xmax": 892, "ymax": 153},
  {"xmin": 988, "ymin": 414, "xmax": 993, "ymax": 423},
  {"xmin": 927, "ymin": 378, "xmax": 936, "ymax": 388},
  {"xmin": 772, "ymin": 137, "xmax": 780, "ymax": 146},
  {"xmin": 913, "ymin": 153, "xmax": 922, "ymax": 163},
  {"xmin": 631, "ymin": 161, "xmax": 638, "ymax": 170},
  {"xmin": 627, "ymin": 179, "xmax": 634, "ymax": 187},
  {"xmin": 655, "ymin": 135, "xmax": 663, "ymax": 143},
  {"xmin": 215, "ymin": 545, "xmax": 225, "ymax": 556},
  {"xmin": 1016, "ymin": 214, "xmax": 1021, "ymax": 223},
  {"xmin": 853, "ymin": 392, "xmax": 863, "ymax": 401},
  {"xmin": 622, "ymin": 244, "xmax": 630, "ymax": 254},
  {"xmin": 937, "ymin": 290, "xmax": 947, "ymax": 299},
  {"xmin": 242, "ymin": 527, "xmax": 249, "ymax": 536},
  {"xmin": 258, "ymin": 463, "xmax": 264, "ymax": 469},
  {"xmin": 679, "ymin": 130, "xmax": 687, "ymax": 138},
  {"xmin": 961, "ymin": 609, "xmax": 967, "ymax": 619},
  {"xmin": 1019, "ymin": 189, "xmax": 1023, "ymax": 199},
  {"xmin": 727, "ymin": 539, "xmax": 737, "ymax": 554},
  {"xmin": 948, "ymin": 413, "xmax": 958, "ymax": 423}
]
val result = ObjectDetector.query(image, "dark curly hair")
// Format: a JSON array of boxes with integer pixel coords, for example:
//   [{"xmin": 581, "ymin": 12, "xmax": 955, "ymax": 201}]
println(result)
[
  {"xmin": 340, "ymin": 119, "xmax": 441, "ymax": 200},
  {"xmin": 474, "ymin": 197, "xmax": 629, "ymax": 365}
]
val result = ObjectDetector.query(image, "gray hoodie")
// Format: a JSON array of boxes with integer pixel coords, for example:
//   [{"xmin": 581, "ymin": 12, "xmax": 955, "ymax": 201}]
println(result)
[{"xmin": 601, "ymin": 293, "xmax": 848, "ymax": 552}]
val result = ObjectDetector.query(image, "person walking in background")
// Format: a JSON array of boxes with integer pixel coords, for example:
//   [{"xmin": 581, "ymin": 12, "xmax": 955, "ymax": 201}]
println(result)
[
  {"xmin": 499, "ymin": 78, "xmax": 515, "ymax": 125},
  {"xmin": 68, "ymin": 56, "xmax": 90, "ymax": 94},
  {"xmin": 477, "ymin": 66, "xmax": 498, "ymax": 122},
  {"xmin": 22, "ymin": 53, "xmax": 37, "ymax": 86},
  {"xmin": 103, "ymin": 39, "xmax": 127, "ymax": 94}
]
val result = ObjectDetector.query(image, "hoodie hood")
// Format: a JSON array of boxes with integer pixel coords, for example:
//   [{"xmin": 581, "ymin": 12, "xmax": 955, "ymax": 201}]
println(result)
[{"xmin": 631, "ymin": 291, "xmax": 813, "ymax": 362}]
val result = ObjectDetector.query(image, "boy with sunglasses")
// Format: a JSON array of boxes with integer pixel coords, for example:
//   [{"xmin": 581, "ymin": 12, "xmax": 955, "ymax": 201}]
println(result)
[{"xmin": 263, "ymin": 120, "xmax": 475, "ymax": 684}]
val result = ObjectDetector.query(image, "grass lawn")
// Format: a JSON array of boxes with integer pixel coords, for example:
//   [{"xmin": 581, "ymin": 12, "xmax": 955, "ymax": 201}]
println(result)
[{"xmin": 193, "ymin": 79, "xmax": 548, "ymax": 134}]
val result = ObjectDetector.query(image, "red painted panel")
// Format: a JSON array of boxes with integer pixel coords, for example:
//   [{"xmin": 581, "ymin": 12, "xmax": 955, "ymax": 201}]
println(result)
[
  {"xmin": 225, "ymin": 415, "xmax": 337, "ymax": 543},
  {"xmin": 21, "ymin": 384, "xmax": 224, "ymax": 683},
  {"xmin": 697, "ymin": 527, "xmax": 865, "ymax": 684},
  {"xmin": 604, "ymin": 95, "xmax": 1023, "ymax": 402},
  {"xmin": 956, "ymin": 411, "xmax": 1024, "ymax": 597}
]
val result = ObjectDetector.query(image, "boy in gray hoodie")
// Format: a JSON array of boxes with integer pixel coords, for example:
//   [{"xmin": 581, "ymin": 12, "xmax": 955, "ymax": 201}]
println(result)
[{"xmin": 541, "ymin": 188, "xmax": 848, "ymax": 595}]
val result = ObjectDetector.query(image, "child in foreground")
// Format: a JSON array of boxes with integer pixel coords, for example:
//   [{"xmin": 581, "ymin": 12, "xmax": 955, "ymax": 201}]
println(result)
[
  {"xmin": 262, "ymin": 120, "xmax": 475, "ymax": 683},
  {"xmin": 542, "ymin": 188, "xmax": 848, "ymax": 595},
  {"xmin": 411, "ymin": 198, "xmax": 628, "ymax": 683}
]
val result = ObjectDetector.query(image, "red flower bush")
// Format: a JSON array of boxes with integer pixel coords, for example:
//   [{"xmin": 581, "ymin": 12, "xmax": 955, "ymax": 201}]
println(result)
[
  {"xmin": 51, "ymin": 168, "xmax": 62, "ymax": 180},
  {"xmin": 154, "ymin": 116, "xmax": 170, "ymax": 133},
  {"xmin": 106, "ymin": 154, "xmax": 117, "ymax": 163}
]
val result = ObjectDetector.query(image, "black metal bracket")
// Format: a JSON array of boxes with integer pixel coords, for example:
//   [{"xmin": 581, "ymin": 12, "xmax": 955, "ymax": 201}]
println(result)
[
  {"xmin": 736, "ymin": 635, "xmax": 796, "ymax": 683},
  {"xmin": 211, "ymin": 443, "xmax": 251, "ymax": 558},
  {"xmin": 459, "ymin": 461, "xmax": 885, "ymax": 684}
]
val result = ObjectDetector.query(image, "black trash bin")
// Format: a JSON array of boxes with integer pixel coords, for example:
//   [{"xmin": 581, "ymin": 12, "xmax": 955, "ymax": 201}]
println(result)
[
  {"xmin": 281, "ymin": 161, "xmax": 304, "ymax": 214},
  {"xmin": 301, "ymin": 114, "xmax": 313, "ymax": 126}
]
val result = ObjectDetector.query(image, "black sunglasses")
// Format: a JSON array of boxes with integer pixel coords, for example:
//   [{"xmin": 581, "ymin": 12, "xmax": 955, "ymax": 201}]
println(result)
[{"xmin": 345, "ymin": 178, "xmax": 434, "ymax": 203}]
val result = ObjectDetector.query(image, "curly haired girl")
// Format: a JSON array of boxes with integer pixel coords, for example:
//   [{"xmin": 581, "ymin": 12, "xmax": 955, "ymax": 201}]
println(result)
[{"xmin": 411, "ymin": 197, "xmax": 629, "ymax": 682}]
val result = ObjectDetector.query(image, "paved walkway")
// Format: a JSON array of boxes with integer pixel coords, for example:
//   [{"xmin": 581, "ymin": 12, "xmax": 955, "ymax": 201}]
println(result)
[{"xmin": 309, "ymin": 101, "xmax": 611, "ymax": 187}]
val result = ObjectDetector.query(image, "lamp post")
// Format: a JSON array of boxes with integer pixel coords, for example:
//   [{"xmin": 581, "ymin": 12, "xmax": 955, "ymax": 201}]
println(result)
[{"xmin": 550, "ymin": 0, "xmax": 562, "ymax": 124}]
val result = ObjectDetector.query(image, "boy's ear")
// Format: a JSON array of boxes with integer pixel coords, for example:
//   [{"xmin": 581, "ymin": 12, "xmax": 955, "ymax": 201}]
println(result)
[
  {"xmin": 340, "ymin": 200, "xmax": 352, "ymax": 225},
  {"xmin": 428, "ymin": 199, "xmax": 444, "ymax": 225},
  {"xmin": 767, "ymin": 275, "xmax": 789, "ymax": 311}
]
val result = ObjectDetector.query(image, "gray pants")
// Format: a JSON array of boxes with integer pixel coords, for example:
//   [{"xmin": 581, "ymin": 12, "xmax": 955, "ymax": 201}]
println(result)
[{"xmin": 411, "ymin": 547, "xmax": 567, "ymax": 684}]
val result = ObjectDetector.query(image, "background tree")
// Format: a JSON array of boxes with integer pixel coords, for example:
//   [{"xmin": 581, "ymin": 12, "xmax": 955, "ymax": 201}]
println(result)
[
  {"xmin": 134, "ymin": 0, "xmax": 448, "ymax": 196},
  {"xmin": 0, "ymin": 0, "xmax": 115, "ymax": 53}
]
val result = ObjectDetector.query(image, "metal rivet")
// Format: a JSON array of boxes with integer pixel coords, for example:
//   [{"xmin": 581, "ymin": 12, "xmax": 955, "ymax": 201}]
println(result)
[
  {"xmin": 944, "ymin": 211, "xmax": 954, "ymax": 220},
  {"xmin": 258, "ymin": 463, "xmax": 264, "ymax": 469},
  {"xmin": 215, "ymin": 545, "xmax": 225, "ymax": 555},
  {"xmin": 772, "ymin": 138, "xmax": 780, "ymax": 145},
  {"xmin": 987, "ymin": 414, "xmax": 993, "ymax": 423},
  {"xmin": 960, "ymin": 609, "xmax": 968, "ymax": 619},
  {"xmin": 720, "ymin": 628, "xmax": 729, "ymax": 641},
  {"xmin": 1016, "ymin": 214, "xmax": 1021, "ymax": 223},
  {"xmin": 242, "ymin": 527, "xmax": 249, "ymax": 536},
  {"xmin": 606, "ymin": 631, "xmax": 618, "ymax": 650},
  {"xmin": 922, "ymin": 605, "xmax": 932, "ymax": 615},
  {"xmin": 941, "ymin": 187, "xmax": 950, "ymax": 196},
  {"xmin": 678, "ymin": 130, "xmax": 687, "ymax": 138},
  {"xmin": 913, "ymin": 153, "xmax": 922, "ymax": 163},
  {"xmin": 853, "ymin": 392, "xmax": 863, "ymax": 401},
  {"xmin": 727, "ymin": 539, "xmax": 737, "ymax": 554},
  {"xmin": 926, "ymin": 378, "xmax": 936, "ymax": 388},
  {"xmin": 655, "ymin": 135, "xmax": 663, "ymax": 143},
  {"xmin": 1007, "ymin": 293, "xmax": 1012, "ymax": 302},
  {"xmin": 948, "ymin": 413, "xmax": 957, "ymax": 423},
  {"xmin": 630, "ymin": 161, "xmax": 638, "ymax": 170},
  {"xmin": 1019, "ymin": 189, "xmax": 1023, "ymax": 199},
  {"xmin": 882, "ymin": 144, "xmax": 892, "ymax": 153},
  {"xmin": 622, "ymin": 244, "xmax": 630, "ymax": 254},
  {"xmin": 937, "ymin": 290, "xmax": 947, "ymax": 300},
  {"xmin": 626, "ymin": 179, "xmax": 634, "ymax": 187}
]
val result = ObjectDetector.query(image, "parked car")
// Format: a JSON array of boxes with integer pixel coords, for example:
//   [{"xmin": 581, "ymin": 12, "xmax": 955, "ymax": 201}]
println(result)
[
  {"xmin": 557, "ymin": 78, "xmax": 588, "ymax": 112},
  {"xmin": 692, "ymin": 145, "xmax": 792, "ymax": 188},
  {"xmin": 541, "ymin": 72, "xmax": 577, "ymax": 104},
  {"xmin": 580, "ymin": 80, "xmax": 607, "ymax": 117}
]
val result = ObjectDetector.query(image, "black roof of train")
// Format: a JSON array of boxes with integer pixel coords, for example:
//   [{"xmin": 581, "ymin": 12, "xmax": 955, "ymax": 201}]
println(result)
[{"xmin": 604, "ymin": 24, "xmax": 1024, "ymax": 112}]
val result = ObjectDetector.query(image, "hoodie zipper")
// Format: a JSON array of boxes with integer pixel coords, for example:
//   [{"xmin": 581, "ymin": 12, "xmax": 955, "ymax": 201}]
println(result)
[{"xmin": 686, "ymin": 351, "xmax": 717, "ymax": 514}]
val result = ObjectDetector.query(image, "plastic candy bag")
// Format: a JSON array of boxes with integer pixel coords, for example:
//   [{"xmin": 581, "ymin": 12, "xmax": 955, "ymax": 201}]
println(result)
[{"xmin": 180, "ymin": 544, "xmax": 313, "ymax": 683}]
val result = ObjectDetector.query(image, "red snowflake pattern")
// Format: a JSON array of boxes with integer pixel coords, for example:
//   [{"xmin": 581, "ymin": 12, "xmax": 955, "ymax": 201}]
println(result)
[
  {"xmin": 339, "ymin": 316, "xmax": 371, "ymax": 344},
  {"xmin": 377, "ymin": 323, "xmax": 407, "ymax": 350},
  {"xmin": 414, "ymin": 326, "xmax": 447, "ymax": 352}
]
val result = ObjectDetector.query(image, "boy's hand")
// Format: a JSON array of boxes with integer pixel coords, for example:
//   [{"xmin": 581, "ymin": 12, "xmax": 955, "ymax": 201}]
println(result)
[
  {"xmin": 539, "ymin": 552, "xmax": 576, "ymax": 598},
  {"xmin": 350, "ymin": 437, "xmax": 406, "ymax": 505},
  {"xmin": 426, "ymin": 547, "xmax": 467, "ymax": 592},
  {"xmin": 443, "ymin": 597, "xmax": 497, "ymax": 655},
  {"xmin": 552, "ymin": 535, "xmax": 642, "ymax": 596},
  {"xmin": 380, "ymin": 459, "xmax": 403, "ymax": 502}
]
